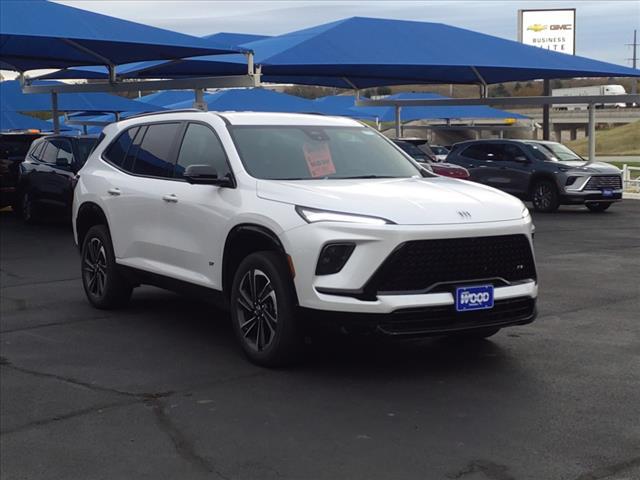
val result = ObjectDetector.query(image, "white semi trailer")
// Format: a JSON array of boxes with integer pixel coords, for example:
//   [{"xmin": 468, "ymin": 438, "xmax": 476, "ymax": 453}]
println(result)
[{"xmin": 552, "ymin": 84, "xmax": 627, "ymax": 110}]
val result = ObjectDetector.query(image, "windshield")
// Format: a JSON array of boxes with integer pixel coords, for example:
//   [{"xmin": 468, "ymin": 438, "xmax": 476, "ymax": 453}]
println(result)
[
  {"xmin": 230, "ymin": 126, "xmax": 421, "ymax": 180},
  {"xmin": 532, "ymin": 142, "xmax": 583, "ymax": 162}
]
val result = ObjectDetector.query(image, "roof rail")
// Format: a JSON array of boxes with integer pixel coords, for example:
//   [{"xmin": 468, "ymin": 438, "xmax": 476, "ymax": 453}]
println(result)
[{"xmin": 124, "ymin": 108, "xmax": 205, "ymax": 121}]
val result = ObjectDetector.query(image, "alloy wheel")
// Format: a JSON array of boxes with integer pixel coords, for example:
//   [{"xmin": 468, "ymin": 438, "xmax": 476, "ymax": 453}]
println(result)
[
  {"xmin": 83, "ymin": 237, "xmax": 108, "ymax": 298},
  {"xmin": 534, "ymin": 183, "xmax": 552, "ymax": 210},
  {"xmin": 235, "ymin": 269, "xmax": 278, "ymax": 352}
]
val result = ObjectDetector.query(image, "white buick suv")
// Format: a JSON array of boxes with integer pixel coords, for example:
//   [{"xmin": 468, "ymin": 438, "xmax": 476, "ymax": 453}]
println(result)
[{"xmin": 73, "ymin": 110, "xmax": 537, "ymax": 366}]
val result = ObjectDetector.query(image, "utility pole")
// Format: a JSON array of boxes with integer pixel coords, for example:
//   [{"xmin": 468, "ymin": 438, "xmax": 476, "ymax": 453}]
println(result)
[{"xmin": 628, "ymin": 29, "xmax": 638, "ymax": 95}]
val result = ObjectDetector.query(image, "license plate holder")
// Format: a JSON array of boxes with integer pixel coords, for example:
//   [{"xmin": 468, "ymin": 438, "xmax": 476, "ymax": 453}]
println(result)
[
  {"xmin": 602, "ymin": 189, "xmax": 613, "ymax": 197},
  {"xmin": 455, "ymin": 285, "xmax": 494, "ymax": 312}
]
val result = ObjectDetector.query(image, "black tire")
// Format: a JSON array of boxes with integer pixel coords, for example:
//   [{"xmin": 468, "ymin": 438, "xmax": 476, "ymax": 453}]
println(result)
[
  {"xmin": 531, "ymin": 180, "xmax": 560, "ymax": 213},
  {"xmin": 81, "ymin": 225, "xmax": 133, "ymax": 309},
  {"xmin": 449, "ymin": 327, "xmax": 501, "ymax": 340},
  {"xmin": 586, "ymin": 202, "xmax": 612, "ymax": 212},
  {"xmin": 230, "ymin": 251, "xmax": 301, "ymax": 367}
]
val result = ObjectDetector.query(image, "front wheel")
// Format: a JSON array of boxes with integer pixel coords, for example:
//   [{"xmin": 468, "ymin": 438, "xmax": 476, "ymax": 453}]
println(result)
[
  {"xmin": 81, "ymin": 225, "xmax": 132, "ymax": 309},
  {"xmin": 531, "ymin": 180, "xmax": 560, "ymax": 213},
  {"xmin": 230, "ymin": 251, "xmax": 301, "ymax": 367},
  {"xmin": 586, "ymin": 202, "xmax": 612, "ymax": 212}
]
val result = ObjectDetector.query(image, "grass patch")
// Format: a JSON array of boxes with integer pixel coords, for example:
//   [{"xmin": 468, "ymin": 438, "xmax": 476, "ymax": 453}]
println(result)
[{"xmin": 566, "ymin": 120, "xmax": 640, "ymax": 156}]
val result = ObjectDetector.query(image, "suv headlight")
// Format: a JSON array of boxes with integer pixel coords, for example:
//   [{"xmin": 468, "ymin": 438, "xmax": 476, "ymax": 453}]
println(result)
[
  {"xmin": 522, "ymin": 205, "xmax": 531, "ymax": 219},
  {"xmin": 296, "ymin": 206, "xmax": 394, "ymax": 225}
]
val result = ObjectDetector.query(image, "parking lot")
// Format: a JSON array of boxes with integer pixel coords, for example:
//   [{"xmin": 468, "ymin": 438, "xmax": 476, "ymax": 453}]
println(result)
[{"xmin": 1, "ymin": 202, "xmax": 639, "ymax": 480}]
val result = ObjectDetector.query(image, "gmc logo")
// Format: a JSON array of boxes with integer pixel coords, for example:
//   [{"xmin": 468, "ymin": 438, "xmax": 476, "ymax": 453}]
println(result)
[{"xmin": 550, "ymin": 24, "xmax": 572, "ymax": 30}]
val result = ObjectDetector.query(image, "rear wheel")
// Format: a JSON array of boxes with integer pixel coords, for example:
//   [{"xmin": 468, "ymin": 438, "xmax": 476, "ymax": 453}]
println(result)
[
  {"xmin": 81, "ymin": 225, "xmax": 132, "ymax": 309},
  {"xmin": 586, "ymin": 202, "xmax": 612, "ymax": 212},
  {"xmin": 230, "ymin": 251, "xmax": 301, "ymax": 367},
  {"xmin": 532, "ymin": 180, "xmax": 560, "ymax": 213}
]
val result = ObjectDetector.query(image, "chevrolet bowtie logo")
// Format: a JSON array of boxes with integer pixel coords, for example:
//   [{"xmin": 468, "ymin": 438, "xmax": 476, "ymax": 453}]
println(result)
[
  {"xmin": 527, "ymin": 24, "xmax": 547, "ymax": 32},
  {"xmin": 457, "ymin": 211, "xmax": 472, "ymax": 219}
]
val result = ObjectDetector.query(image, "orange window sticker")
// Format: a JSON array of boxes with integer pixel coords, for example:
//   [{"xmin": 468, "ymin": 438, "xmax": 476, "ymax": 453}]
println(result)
[{"xmin": 303, "ymin": 141, "xmax": 336, "ymax": 177}]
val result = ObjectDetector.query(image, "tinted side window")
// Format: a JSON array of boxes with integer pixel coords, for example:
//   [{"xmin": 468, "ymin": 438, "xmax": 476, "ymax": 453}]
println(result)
[
  {"xmin": 527, "ymin": 144, "xmax": 551, "ymax": 161},
  {"xmin": 40, "ymin": 141, "xmax": 59, "ymax": 164},
  {"xmin": 461, "ymin": 144, "xmax": 487, "ymax": 160},
  {"xmin": 104, "ymin": 127, "xmax": 138, "ymax": 168},
  {"xmin": 29, "ymin": 140, "xmax": 45, "ymax": 160},
  {"xmin": 51, "ymin": 139, "xmax": 74, "ymax": 164},
  {"xmin": 175, "ymin": 123, "xmax": 230, "ymax": 179},
  {"xmin": 502, "ymin": 144, "xmax": 527, "ymax": 160},
  {"xmin": 131, "ymin": 123, "xmax": 181, "ymax": 178},
  {"xmin": 483, "ymin": 144, "xmax": 506, "ymax": 161}
]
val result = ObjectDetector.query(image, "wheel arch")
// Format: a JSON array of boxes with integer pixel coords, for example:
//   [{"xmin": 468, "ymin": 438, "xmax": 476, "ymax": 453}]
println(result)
[
  {"xmin": 527, "ymin": 172, "xmax": 560, "ymax": 199},
  {"xmin": 222, "ymin": 224, "xmax": 295, "ymax": 301},
  {"xmin": 76, "ymin": 201, "xmax": 109, "ymax": 248}
]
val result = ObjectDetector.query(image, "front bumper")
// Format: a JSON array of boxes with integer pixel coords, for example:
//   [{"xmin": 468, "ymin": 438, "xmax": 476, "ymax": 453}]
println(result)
[
  {"xmin": 301, "ymin": 296, "xmax": 537, "ymax": 337},
  {"xmin": 563, "ymin": 175, "xmax": 623, "ymax": 204},
  {"xmin": 283, "ymin": 217, "xmax": 536, "ymax": 314}
]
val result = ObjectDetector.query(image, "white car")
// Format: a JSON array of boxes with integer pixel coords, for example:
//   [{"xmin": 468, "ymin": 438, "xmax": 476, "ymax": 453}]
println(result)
[{"xmin": 73, "ymin": 110, "xmax": 537, "ymax": 366}]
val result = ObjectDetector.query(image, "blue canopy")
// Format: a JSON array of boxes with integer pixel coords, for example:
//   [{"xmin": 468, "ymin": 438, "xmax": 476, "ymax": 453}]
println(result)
[
  {"xmin": 34, "ymin": 32, "xmax": 270, "ymax": 81},
  {"xmin": 0, "ymin": 0, "xmax": 244, "ymax": 72},
  {"xmin": 202, "ymin": 32, "xmax": 270, "ymax": 45},
  {"xmin": 0, "ymin": 111, "xmax": 56, "ymax": 132},
  {"xmin": 165, "ymin": 88, "xmax": 316, "ymax": 113},
  {"xmin": 98, "ymin": 16, "xmax": 639, "ymax": 88},
  {"xmin": 313, "ymin": 93, "xmax": 527, "ymax": 122},
  {"xmin": 245, "ymin": 17, "xmax": 640, "ymax": 87},
  {"xmin": 0, "ymin": 80, "xmax": 165, "ymax": 113}
]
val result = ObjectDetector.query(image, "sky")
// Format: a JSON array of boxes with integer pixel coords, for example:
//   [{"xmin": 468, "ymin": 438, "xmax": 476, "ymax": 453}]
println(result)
[{"xmin": 52, "ymin": 0, "xmax": 639, "ymax": 66}]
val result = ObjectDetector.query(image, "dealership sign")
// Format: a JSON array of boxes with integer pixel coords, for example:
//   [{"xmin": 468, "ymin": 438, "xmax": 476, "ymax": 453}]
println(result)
[{"xmin": 518, "ymin": 9, "xmax": 576, "ymax": 55}]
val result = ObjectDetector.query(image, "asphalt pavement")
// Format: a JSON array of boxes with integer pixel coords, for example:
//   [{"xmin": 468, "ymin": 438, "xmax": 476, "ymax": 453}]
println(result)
[{"xmin": 1, "ymin": 202, "xmax": 639, "ymax": 480}]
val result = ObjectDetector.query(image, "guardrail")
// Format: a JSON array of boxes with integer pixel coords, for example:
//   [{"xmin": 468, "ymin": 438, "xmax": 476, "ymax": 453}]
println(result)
[{"xmin": 622, "ymin": 164, "xmax": 640, "ymax": 193}]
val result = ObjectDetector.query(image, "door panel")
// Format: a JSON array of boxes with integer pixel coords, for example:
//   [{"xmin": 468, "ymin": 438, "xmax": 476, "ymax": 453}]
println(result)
[{"xmin": 159, "ymin": 121, "xmax": 236, "ymax": 289}]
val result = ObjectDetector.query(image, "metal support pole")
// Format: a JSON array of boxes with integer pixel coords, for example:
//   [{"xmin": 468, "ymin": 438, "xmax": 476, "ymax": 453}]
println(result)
[
  {"xmin": 51, "ymin": 92, "xmax": 60, "ymax": 134},
  {"xmin": 108, "ymin": 65, "xmax": 116, "ymax": 83},
  {"xmin": 395, "ymin": 106, "xmax": 401, "ymax": 138},
  {"xmin": 587, "ymin": 103, "xmax": 596, "ymax": 163},
  {"xmin": 542, "ymin": 79, "xmax": 551, "ymax": 140},
  {"xmin": 114, "ymin": 112, "xmax": 121, "ymax": 122},
  {"xmin": 193, "ymin": 88, "xmax": 207, "ymax": 111}
]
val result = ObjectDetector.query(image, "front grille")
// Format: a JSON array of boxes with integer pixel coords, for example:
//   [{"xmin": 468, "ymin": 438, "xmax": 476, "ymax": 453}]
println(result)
[
  {"xmin": 378, "ymin": 297, "xmax": 536, "ymax": 335},
  {"xmin": 584, "ymin": 175, "xmax": 622, "ymax": 190},
  {"xmin": 365, "ymin": 234, "xmax": 536, "ymax": 296}
]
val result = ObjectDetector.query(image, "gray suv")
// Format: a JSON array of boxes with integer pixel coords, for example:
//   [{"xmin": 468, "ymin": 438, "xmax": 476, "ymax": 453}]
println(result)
[{"xmin": 447, "ymin": 139, "xmax": 623, "ymax": 212}]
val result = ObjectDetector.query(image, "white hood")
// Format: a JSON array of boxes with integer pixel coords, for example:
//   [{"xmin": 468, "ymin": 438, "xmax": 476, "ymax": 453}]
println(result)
[{"xmin": 257, "ymin": 176, "xmax": 525, "ymax": 225}]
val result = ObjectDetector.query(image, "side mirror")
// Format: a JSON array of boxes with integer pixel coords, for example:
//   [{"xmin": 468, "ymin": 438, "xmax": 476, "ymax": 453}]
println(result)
[
  {"xmin": 514, "ymin": 155, "xmax": 529, "ymax": 163},
  {"xmin": 183, "ymin": 164, "xmax": 234, "ymax": 187},
  {"xmin": 56, "ymin": 157, "xmax": 72, "ymax": 168}
]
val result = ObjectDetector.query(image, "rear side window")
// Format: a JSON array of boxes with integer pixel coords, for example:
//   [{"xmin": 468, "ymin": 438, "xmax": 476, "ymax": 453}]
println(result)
[
  {"xmin": 51, "ymin": 139, "xmax": 74, "ymax": 164},
  {"xmin": 131, "ymin": 123, "xmax": 181, "ymax": 178},
  {"xmin": 29, "ymin": 140, "xmax": 45, "ymax": 160},
  {"xmin": 104, "ymin": 127, "xmax": 138, "ymax": 168},
  {"xmin": 174, "ymin": 123, "xmax": 229, "ymax": 179},
  {"xmin": 76, "ymin": 138, "xmax": 98, "ymax": 166},
  {"xmin": 461, "ymin": 144, "xmax": 488, "ymax": 160},
  {"xmin": 40, "ymin": 141, "xmax": 59, "ymax": 164}
]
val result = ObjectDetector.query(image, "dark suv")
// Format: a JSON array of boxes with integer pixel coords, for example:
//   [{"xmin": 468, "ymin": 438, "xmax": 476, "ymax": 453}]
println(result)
[
  {"xmin": 1, "ymin": 132, "xmax": 44, "ymax": 209},
  {"xmin": 15, "ymin": 135, "xmax": 97, "ymax": 222},
  {"xmin": 446, "ymin": 139, "xmax": 623, "ymax": 212}
]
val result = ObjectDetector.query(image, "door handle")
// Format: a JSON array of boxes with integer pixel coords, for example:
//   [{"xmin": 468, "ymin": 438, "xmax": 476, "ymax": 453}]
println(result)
[
  {"xmin": 162, "ymin": 194, "xmax": 178, "ymax": 203},
  {"xmin": 107, "ymin": 188, "xmax": 121, "ymax": 196}
]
